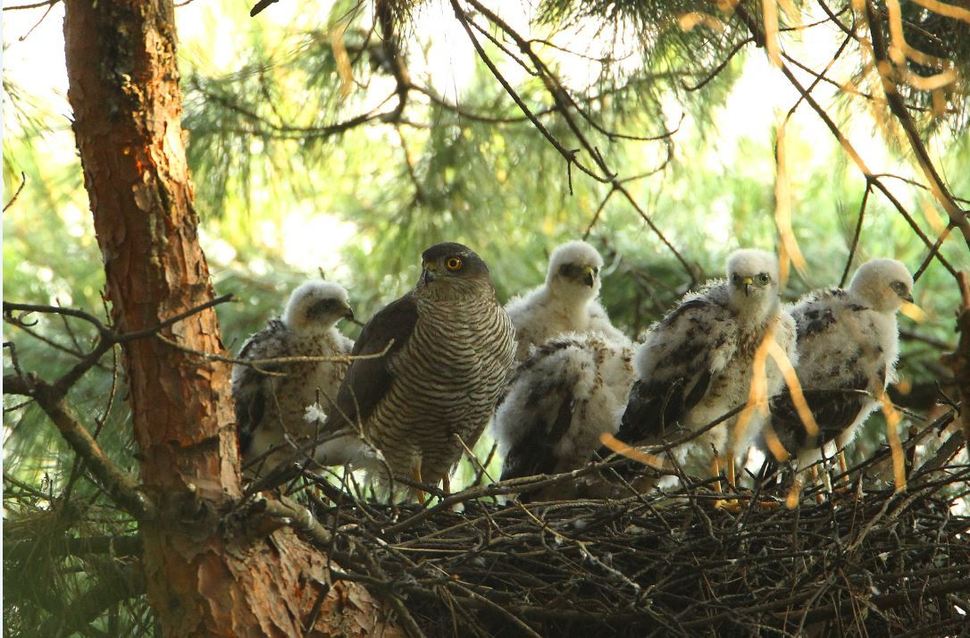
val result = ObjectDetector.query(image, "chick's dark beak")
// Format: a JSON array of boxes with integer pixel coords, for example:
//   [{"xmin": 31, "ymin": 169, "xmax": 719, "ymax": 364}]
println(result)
[
  {"xmin": 900, "ymin": 291, "xmax": 914, "ymax": 303},
  {"xmin": 342, "ymin": 304, "xmax": 364, "ymax": 327},
  {"xmin": 582, "ymin": 265, "xmax": 595, "ymax": 288}
]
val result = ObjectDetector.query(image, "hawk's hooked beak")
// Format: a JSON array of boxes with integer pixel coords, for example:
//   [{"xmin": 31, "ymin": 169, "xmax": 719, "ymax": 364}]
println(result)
[
  {"xmin": 741, "ymin": 276, "xmax": 754, "ymax": 296},
  {"xmin": 421, "ymin": 261, "xmax": 438, "ymax": 285},
  {"xmin": 582, "ymin": 265, "xmax": 596, "ymax": 288},
  {"xmin": 900, "ymin": 291, "xmax": 914, "ymax": 303}
]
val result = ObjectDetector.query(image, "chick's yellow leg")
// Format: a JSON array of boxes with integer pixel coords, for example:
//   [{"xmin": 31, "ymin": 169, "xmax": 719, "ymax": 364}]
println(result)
[
  {"xmin": 834, "ymin": 449, "xmax": 853, "ymax": 492},
  {"xmin": 711, "ymin": 455, "xmax": 723, "ymax": 494},
  {"xmin": 810, "ymin": 463, "xmax": 827, "ymax": 504},
  {"xmin": 785, "ymin": 475, "xmax": 804, "ymax": 509},
  {"xmin": 715, "ymin": 453, "xmax": 747, "ymax": 511}
]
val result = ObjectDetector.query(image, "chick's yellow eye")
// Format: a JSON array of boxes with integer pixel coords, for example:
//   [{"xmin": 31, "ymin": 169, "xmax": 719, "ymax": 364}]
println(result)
[{"xmin": 446, "ymin": 257, "xmax": 463, "ymax": 271}]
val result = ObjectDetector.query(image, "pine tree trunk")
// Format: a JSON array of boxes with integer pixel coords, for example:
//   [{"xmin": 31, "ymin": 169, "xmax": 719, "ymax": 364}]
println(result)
[{"xmin": 62, "ymin": 2, "xmax": 396, "ymax": 635}]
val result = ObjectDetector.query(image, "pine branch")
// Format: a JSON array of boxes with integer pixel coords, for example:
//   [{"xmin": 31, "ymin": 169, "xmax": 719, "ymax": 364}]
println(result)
[
  {"xmin": 4, "ymin": 534, "xmax": 142, "ymax": 562},
  {"xmin": 862, "ymin": 0, "xmax": 970, "ymax": 250},
  {"xmin": 3, "ymin": 171, "xmax": 27, "ymax": 212},
  {"xmin": 2, "ymin": 293, "xmax": 238, "ymax": 520},
  {"xmin": 731, "ymin": 2, "xmax": 959, "ymax": 280},
  {"xmin": 451, "ymin": 0, "xmax": 697, "ymax": 284},
  {"xmin": 5, "ymin": 373, "xmax": 155, "ymax": 520},
  {"xmin": 37, "ymin": 564, "xmax": 145, "ymax": 638}
]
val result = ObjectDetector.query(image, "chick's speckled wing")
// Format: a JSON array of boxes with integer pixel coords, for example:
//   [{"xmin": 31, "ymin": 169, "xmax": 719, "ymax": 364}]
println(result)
[
  {"xmin": 769, "ymin": 290, "xmax": 882, "ymax": 451},
  {"xmin": 615, "ymin": 291, "xmax": 737, "ymax": 445},
  {"xmin": 497, "ymin": 339, "xmax": 581, "ymax": 481},
  {"xmin": 500, "ymin": 384, "xmax": 574, "ymax": 481},
  {"xmin": 232, "ymin": 319, "xmax": 288, "ymax": 453}
]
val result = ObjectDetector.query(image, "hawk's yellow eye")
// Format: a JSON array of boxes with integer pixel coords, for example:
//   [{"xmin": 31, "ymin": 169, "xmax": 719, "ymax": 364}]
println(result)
[{"xmin": 446, "ymin": 257, "xmax": 463, "ymax": 271}]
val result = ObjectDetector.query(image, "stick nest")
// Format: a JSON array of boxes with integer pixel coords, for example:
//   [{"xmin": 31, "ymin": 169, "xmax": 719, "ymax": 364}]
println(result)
[{"xmin": 302, "ymin": 427, "xmax": 969, "ymax": 637}]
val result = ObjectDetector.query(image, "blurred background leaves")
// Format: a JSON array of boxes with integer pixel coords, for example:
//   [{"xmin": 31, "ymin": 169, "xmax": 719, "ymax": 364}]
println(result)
[{"xmin": 3, "ymin": 0, "xmax": 969, "ymax": 634}]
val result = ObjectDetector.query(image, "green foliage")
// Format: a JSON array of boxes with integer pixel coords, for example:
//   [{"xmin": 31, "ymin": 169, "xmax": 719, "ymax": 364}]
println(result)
[
  {"xmin": 4, "ymin": 0, "xmax": 969, "ymax": 634},
  {"xmin": 5, "ymin": 0, "xmax": 966, "ymax": 508}
]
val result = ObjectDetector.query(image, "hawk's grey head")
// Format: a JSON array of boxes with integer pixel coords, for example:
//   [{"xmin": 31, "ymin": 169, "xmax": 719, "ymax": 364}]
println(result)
[
  {"xmin": 418, "ymin": 242, "xmax": 492, "ymax": 292},
  {"xmin": 546, "ymin": 240, "xmax": 604, "ymax": 301},
  {"xmin": 282, "ymin": 281, "xmax": 354, "ymax": 334},
  {"xmin": 726, "ymin": 249, "xmax": 780, "ymax": 318},
  {"xmin": 849, "ymin": 258, "xmax": 913, "ymax": 313}
]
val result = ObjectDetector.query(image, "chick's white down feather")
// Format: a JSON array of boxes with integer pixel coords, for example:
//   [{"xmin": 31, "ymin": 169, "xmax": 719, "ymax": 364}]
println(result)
[
  {"xmin": 620, "ymin": 249, "xmax": 797, "ymax": 474},
  {"xmin": 494, "ymin": 333, "xmax": 635, "ymax": 485},
  {"xmin": 505, "ymin": 240, "xmax": 629, "ymax": 361},
  {"xmin": 232, "ymin": 281, "xmax": 355, "ymax": 468},
  {"xmin": 766, "ymin": 258, "xmax": 913, "ymax": 472}
]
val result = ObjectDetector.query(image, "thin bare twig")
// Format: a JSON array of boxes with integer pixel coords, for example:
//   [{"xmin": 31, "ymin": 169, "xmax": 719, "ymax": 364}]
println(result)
[
  {"xmin": 4, "ymin": 374, "xmax": 155, "ymax": 520},
  {"xmin": 840, "ymin": 180, "xmax": 872, "ymax": 287},
  {"xmin": 582, "ymin": 186, "xmax": 617, "ymax": 240},
  {"xmin": 156, "ymin": 334, "xmax": 394, "ymax": 371},
  {"xmin": 3, "ymin": 172, "xmax": 26, "ymax": 212},
  {"xmin": 190, "ymin": 79, "xmax": 398, "ymax": 140},
  {"xmin": 2, "ymin": 293, "xmax": 243, "ymax": 521},
  {"xmin": 732, "ymin": 3, "xmax": 958, "ymax": 280},
  {"xmin": 453, "ymin": 0, "xmax": 697, "ymax": 283},
  {"xmin": 913, "ymin": 222, "xmax": 954, "ymax": 282},
  {"xmin": 3, "ymin": 0, "xmax": 59, "ymax": 9},
  {"xmin": 249, "ymin": 0, "xmax": 277, "ymax": 17},
  {"xmin": 862, "ymin": 0, "xmax": 970, "ymax": 251},
  {"xmin": 682, "ymin": 37, "xmax": 755, "ymax": 92},
  {"xmin": 448, "ymin": 0, "xmax": 602, "ymax": 186}
]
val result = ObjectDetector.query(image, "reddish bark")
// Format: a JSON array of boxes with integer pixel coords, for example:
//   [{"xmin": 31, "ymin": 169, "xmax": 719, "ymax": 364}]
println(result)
[{"xmin": 63, "ymin": 1, "xmax": 397, "ymax": 635}]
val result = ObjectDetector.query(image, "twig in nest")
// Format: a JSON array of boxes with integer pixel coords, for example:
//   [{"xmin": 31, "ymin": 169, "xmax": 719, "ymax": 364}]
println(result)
[{"xmin": 288, "ymin": 454, "xmax": 970, "ymax": 637}]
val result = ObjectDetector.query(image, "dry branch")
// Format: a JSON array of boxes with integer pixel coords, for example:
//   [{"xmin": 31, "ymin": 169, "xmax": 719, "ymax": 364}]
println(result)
[
  {"xmin": 2, "ymin": 295, "xmax": 241, "ymax": 520},
  {"xmin": 862, "ymin": 0, "xmax": 970, "ymax": 250},
  {"xmin": 4, "ymin": 374, "xmax": 155, "ymax": 520},
  {"xmin": 731, "ymin": 3, "xmax": 960, "ymax": 281},
  {"xmin": 449, "ymin": 0, "xmax": 697, "ymax": 285},
  {"xmin": 286, "ymin": 459, "xmax": 970, "ymax": 637},
  {"xmin": 3, "ymin": 171, "xmax": 27, "ymax": 212}
]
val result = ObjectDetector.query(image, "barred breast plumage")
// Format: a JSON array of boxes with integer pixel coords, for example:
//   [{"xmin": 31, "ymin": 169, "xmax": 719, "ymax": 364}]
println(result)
[
  {"xmin": 318, "ymin": 242, "xmax": 516, "ymax": 494},
  {"xmin": 368, "ymin": 289, "xmax": 515, "ymax": 487}
]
